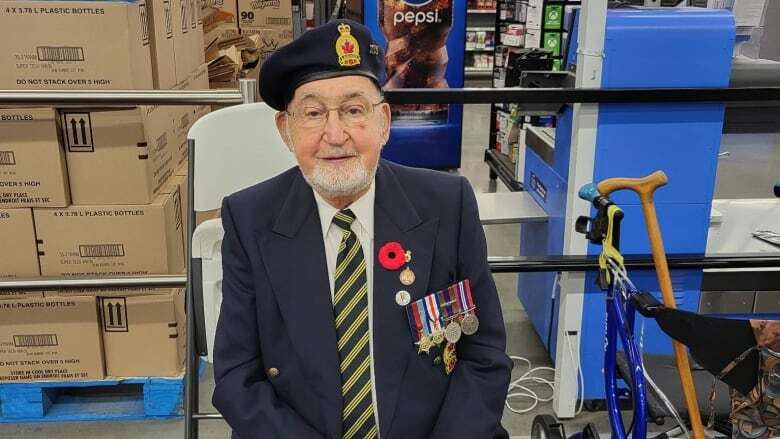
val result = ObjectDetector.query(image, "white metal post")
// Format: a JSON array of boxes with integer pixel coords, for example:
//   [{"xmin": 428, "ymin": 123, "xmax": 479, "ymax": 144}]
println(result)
[{"xmin": 552, "ymin": 0, "xmax": 607, "ymax": 419}]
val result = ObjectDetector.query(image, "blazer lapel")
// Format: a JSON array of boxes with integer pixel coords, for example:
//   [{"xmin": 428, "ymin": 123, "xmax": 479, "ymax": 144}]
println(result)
[
  {"xmin": 256, "ymin": 172, "xmax": 342, "ymax": 439},
  {"xmin": 373, "ymin": 162, "xmax": 439, "ymax": 438}
]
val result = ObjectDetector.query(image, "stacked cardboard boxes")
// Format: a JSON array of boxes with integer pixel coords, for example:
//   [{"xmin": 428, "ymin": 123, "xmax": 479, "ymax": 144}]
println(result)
[
  {"xmin": 202, "ymin": 0, "xmax": 293, "ymax": 88},
  {"xmin": 0, "ymin": 288, "xmax": 186, "ymax": 381},
  {"xmin": 0, "ymin": 0, "xmax": 211, "ymax": 382}
]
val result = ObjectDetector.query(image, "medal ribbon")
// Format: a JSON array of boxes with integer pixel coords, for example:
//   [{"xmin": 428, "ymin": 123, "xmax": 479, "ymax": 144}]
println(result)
[
  {"xmin": 461, "ymin": 279, "xmax": 477, "ymax": 311},
  {"xmin": 463, "ymin": 279, "xmax": 475, "ymax": 310},
  {"xmin": 418, "ymin": 299, "xmax": 432, "ymax": 336},
  {"xmin": 407, "ymin": 301, "xmax": 423, "ymax": 341},
  {"xmin": 425, "ymin": 293, "xmax": 441, "ymax": 331},
  {"xmin": 456, "ymin": 280, "xmax": 473, "ymax": 313}
]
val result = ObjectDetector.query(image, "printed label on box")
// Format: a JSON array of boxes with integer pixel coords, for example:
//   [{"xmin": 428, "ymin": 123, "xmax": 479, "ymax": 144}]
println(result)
[
  {"xmin": 102, "ymin": 297, "xmax": 129, "ymax": 332},
  {"xmin": 60, "ymin": 112, "xmax": 95, "ymax": 152}
]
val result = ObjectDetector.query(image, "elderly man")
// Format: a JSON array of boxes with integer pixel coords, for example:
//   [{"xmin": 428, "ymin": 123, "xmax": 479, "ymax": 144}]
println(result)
[{"xmin": 212, "ymin": 19, "xmax": 512, "ymax": 439}]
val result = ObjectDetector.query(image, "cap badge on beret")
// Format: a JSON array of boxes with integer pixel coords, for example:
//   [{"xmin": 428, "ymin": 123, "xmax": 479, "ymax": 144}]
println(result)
[{"xmin": 335, "ymin": 23, "xmax": 361, "ymax": 68}]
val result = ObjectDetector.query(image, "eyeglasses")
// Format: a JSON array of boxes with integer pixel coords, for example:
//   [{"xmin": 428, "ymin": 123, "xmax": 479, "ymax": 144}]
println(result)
[{"xmin": 286, "ymin": 98, "xmax": 385, "ymax": 129}]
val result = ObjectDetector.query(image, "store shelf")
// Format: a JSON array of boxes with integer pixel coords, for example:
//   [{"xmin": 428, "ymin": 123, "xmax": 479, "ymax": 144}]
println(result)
[
  {"xmin": 484, "ymin": 149, "xmax": 523, "ymax": 191},
  {"xmin": 465, "ymin": 67, "xmax": 494, "ymax": 73},
  {"xmin": 468, "ymin": 8, "xmax": 496, "ymax": 13},
  {"xmin": 466, "ymin": 27, "xmax": 495, "ymax": 31},
  {"xmin": 465, "ymin": 70, "xmax": 494, "ymax": 79},
  {"xmin": 466, "ymin": 47, "xmax": 495, "ymax": 52}
]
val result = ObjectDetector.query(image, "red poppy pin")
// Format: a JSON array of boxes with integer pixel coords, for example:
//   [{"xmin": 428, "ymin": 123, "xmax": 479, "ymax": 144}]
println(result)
[{"xmin": 378, "ymin": 241, "xmax": 406, "ymax": 271}]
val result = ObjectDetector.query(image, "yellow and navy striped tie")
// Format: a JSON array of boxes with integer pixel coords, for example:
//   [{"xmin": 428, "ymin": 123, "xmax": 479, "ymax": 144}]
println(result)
[{"xmin": 332, "ymin": 209, "xmax": 377, "ymax": 439}]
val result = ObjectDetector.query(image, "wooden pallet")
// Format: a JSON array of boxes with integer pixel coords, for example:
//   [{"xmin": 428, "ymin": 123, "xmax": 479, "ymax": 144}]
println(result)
[{"xmin": 0, "ymin": 374, "xmax": 187, "ymax": 423}]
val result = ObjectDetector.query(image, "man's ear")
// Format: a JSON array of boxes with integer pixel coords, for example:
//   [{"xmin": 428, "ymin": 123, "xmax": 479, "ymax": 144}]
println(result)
[
  {"xmin": 275, "ymin": 111, "xmax": 294, "ymax": 151},
  {"xmin": 379, "ymin": 102, "xmax": 391, "ymax": 144}
]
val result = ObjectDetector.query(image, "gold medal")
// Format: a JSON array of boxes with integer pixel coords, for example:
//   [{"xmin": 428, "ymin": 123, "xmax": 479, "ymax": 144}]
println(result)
[
  {"xmin": 445, "ymin": 321, "xmax": 462, "ymax": 343},
  {"xmin": 461, "ymin": 313, "xmax": 479, "ymax": 335},
  {"xmin": 417, "ymin": 336, "xmax": 433, "ymax": 354},
  {"xmin": 432, "ymin": 329, "xmax": 445, "ymax": 346},
  {"xmin": 400, "ymin": 267, "xmax": 415, "ymax": 286}
]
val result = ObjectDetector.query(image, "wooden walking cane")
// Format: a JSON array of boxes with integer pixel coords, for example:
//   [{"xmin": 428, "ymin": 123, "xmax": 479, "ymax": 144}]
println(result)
[{"xmin": 597, "ymin": 170, "xmax": 705, "ymax": 439}]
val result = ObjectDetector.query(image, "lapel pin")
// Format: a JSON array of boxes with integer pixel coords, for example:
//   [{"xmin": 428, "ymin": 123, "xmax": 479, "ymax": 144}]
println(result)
[{"xmin": 378, "ymin": 241, "xmax": 406, "ymax": 271}]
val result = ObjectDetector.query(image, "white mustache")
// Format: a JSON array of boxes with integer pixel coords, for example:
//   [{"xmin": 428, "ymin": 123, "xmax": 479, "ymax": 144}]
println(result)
[{"xmin": 317, "ymin": 152, "xmax": 359, "ymax": 159}]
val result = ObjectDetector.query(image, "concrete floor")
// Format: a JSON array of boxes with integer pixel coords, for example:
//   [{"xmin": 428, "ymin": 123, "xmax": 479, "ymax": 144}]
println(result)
[{"xmin": 1, "ymin": 102, "xmax": 778, "ymax": 439}]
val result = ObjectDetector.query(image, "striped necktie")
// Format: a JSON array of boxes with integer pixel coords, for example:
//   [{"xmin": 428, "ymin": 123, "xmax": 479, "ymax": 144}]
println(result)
[{"xmin": 332, "ymin": 209, "xmax": 378, "ymax": 439}]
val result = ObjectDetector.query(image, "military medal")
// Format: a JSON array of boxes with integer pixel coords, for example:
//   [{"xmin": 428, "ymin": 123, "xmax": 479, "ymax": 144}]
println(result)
[
  {"xmin": 424, "ymin": 292, "xmax": 444, "ymax": 347},
  {"xmin": 432, "ymin": 330, "xmax": 445, "ymax": 345},
  {"xmin": 443, "ymin": 342, "xmax": 458, "ymax": 375},
  {"xmin": 400, "ymin": 267, "xmax": 415, "ymax": 286},
  {"xmin": 417, "ymin": 336, "xmax": 433, "ymax": 354},
  {"xmin": 395, "ymin": 290, "xmax": 411, "ymax": 307},
  {"xmin": 461, "ymin": 313, "xmax": 479, "ymax": 335},
  {"xmin": 445, "ymin": 321, "xmax": 462, "ymax": 343},
  {"xmin": 455, "ymin": 279, "xmax": 479, "ymax": 335}
]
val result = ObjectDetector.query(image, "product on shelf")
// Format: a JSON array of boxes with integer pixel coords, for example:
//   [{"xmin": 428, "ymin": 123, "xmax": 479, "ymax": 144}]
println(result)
[{"xmin": 466, "ymin": 31, "xmax": 477, "ymax": 50}]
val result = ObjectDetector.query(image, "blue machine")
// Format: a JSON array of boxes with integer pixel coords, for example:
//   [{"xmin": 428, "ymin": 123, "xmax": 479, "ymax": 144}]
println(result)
[
  {"xmin": 363, "ymin": 0, "xmax": 466, "ymax": 169},
  {"xmin": 518, "ymin": 8, "xmax": 735, "ymax": 400}
]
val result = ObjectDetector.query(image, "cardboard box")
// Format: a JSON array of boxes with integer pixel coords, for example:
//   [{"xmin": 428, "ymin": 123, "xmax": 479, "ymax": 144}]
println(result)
[
  {"xmin": 0, "ymin": 0, "xmax": 153, "ymax": 90},
  {"xmin": 47, "ymin": 288, "xmax": 185, "ymax": 377},
  {"xmin": 171, "ymin": 63, "xmax": 211, "ymax": 170},
  {"xmin": 173, "ymin": 0, "xmax": 205, "ymax": 84},
  {"xmin": 146, "ymin": 0, "xmax": 177, "ymax": 88},
  {"xmin": 162, "ymin": 173, "xmax": 188, "ymax": 255},
  {"xmin": 173, "ymin": 0, "xmax": 191, "ymax": 84},
  {"xmin": 240, "ymin": 26, "xmax": 293, "ymax": 81},
  {"xmin": 189, "ymin": 63, "xmax": 212, "ymax": 120},
  {"xmin": 0, "ymin": 295, "xmax": 104, "ymax": 382},
  {"xmin": 173, "ymin": 164, "xmax": 220, "ymax": 227},
  {"xmin": 0, "ymin": 108, "xmax": 70, "ymax": 208},
  {"xmin": 237, "ymin": 0, "xmax": 292, "ymax": 30},
  {"xmin": 34, "ymin": 190, "xmax": 185, "ymax": 276},
  {"xmin": 202, "ymin": 0, "xmax": 237, "ymax": 20},
  {"xmin": 192, "ymin": 0, "xmax": 206, "ymax": 70},
  {"xmin": 102, "ymin": 288, "xmax": 185, "ymax": 377},
  {"xmin": 59, "ymin": 106, "xmax": 177, "ymax": 205},
  {"xmin": 202, "ymin": 5, "xmax": 239, "ymax": 48},
  {"xmin": 0, "ymin": 291, "xmax": 44, "ymax": 300},
  {"xmin": 0, "ymin": 209, "xmax": 40, "ymax": 277}
]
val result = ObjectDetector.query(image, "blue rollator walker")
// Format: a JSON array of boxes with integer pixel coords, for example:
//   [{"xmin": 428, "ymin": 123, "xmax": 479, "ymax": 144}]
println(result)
[{"xmin": 531, "ymin": 177, "xmax": 689, "ymax": 439}]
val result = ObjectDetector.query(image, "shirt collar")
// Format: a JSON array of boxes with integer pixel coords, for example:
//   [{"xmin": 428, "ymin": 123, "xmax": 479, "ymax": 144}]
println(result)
[{"xmin": 312, "ymin": 181, "xmax": 375, "ymax": 238}]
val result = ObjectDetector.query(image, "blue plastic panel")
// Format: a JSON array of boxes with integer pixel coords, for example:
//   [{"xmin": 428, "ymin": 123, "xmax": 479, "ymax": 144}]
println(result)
[
  {"xmin": 602, "ymin": 9, "xmax": 734, "ymax": 89},
  {"xmin": 594, "ymin": 103, "xmax": 726, "ymax": 206}
]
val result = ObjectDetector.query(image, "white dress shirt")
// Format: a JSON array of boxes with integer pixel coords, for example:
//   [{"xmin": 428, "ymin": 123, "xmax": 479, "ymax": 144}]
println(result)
[{"xmin": 312, "ymin": 183, "xmax": 381, "ymax": 435}]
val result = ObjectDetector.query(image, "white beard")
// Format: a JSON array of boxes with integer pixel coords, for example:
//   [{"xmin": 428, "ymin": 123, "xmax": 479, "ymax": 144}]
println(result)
[{"xmin": 302, "ymin": 156, "xmax": 377, "ymax": 200}]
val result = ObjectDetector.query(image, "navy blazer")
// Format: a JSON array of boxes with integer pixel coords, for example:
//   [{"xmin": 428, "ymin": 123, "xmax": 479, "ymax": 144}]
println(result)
[{"xmin": 213, "ymin": 160, "xmax": 513, "ymax": 439}]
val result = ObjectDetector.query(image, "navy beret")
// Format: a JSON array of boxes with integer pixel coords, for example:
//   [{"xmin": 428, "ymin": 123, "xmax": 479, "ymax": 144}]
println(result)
[{"xmin": 259, "ymin": 19, "xmax": 387, "ymax": 111}]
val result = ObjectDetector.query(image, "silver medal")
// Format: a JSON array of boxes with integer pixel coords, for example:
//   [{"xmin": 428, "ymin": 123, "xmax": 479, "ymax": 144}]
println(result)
[
  {"xmin": 460, "ymin": 313, "xmax": 479, "ymax": 335},
  {"xmin": 395, "ymin": 290, "xmax": 411, "ymax": 307},
  {"xmin": 444, "ymin": 321, "xmax": 462, "ymax": 343}
]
